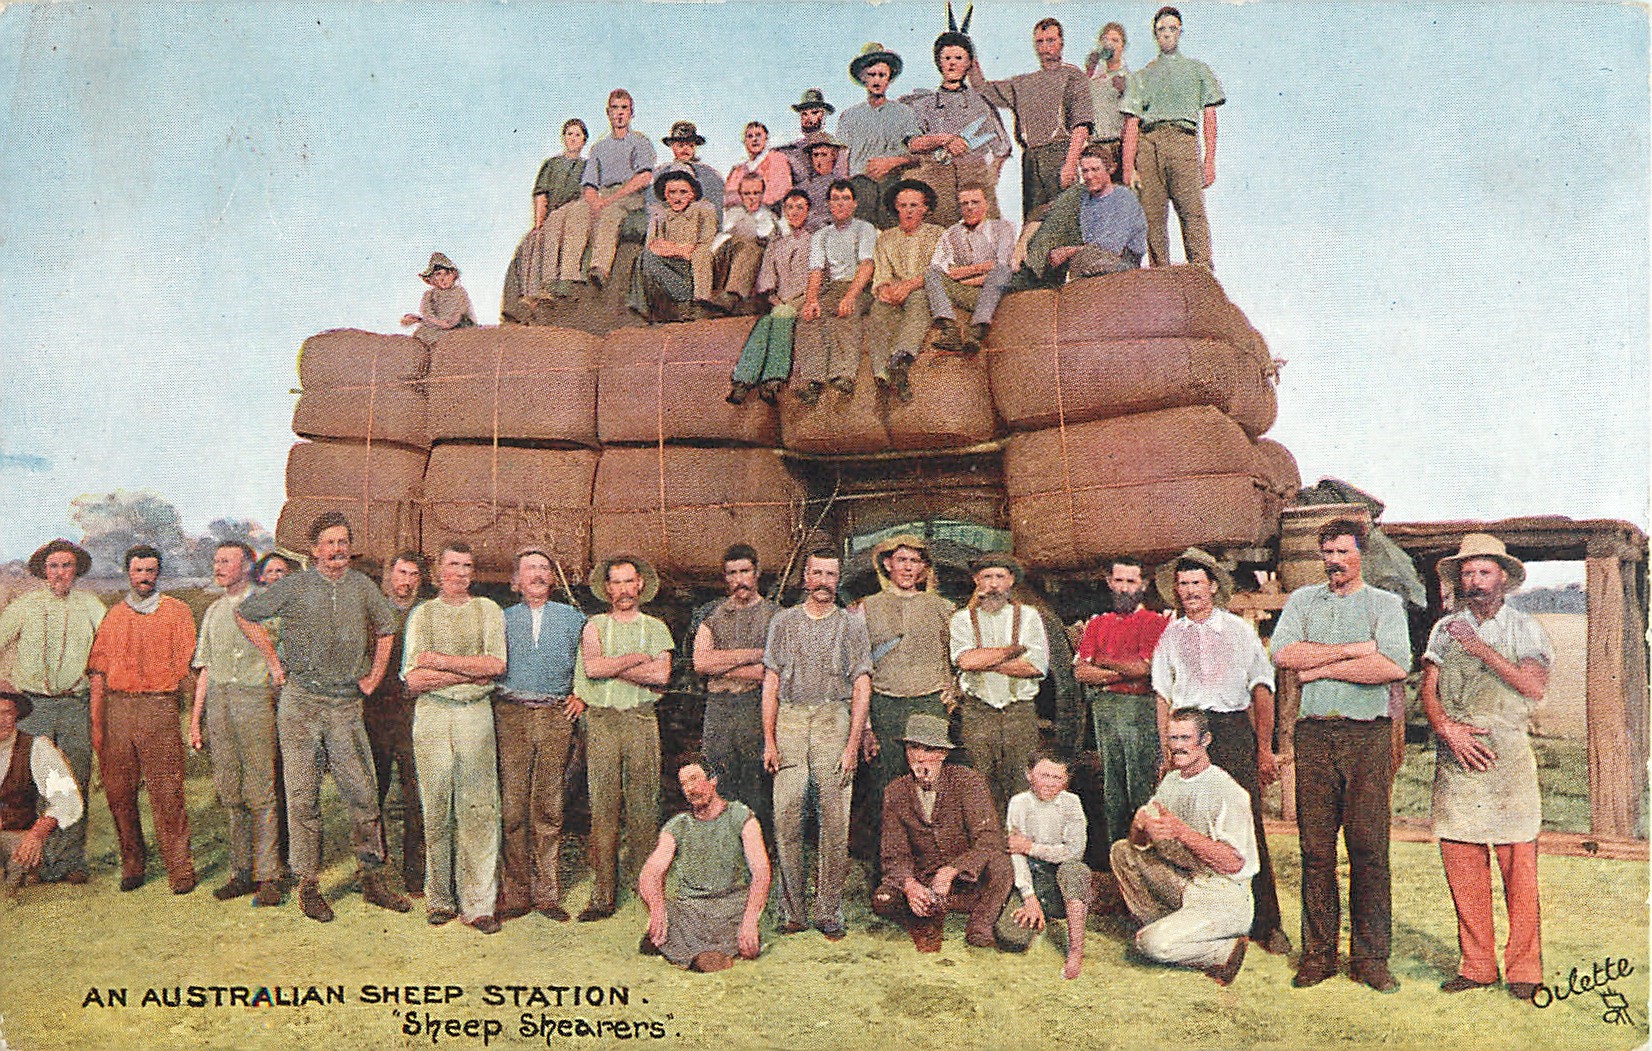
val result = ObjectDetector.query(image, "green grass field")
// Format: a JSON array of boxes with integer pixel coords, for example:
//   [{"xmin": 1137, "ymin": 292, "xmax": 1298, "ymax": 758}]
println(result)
[{"xmin": 0, "ymin": 738, "xmax": 1645, "ymax": 1051}]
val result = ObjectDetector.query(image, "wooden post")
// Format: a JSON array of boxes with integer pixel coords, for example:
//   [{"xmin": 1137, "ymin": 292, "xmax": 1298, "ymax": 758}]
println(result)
[
  {"xmin": 1277, "ymin": 673, "xmax": 1300, "ymax": 822},
  {"xmin": 1585, "ymin": 554, "xmax": 1636, "ymax": 836},
  {"xmin": 1621, "ymin": 557, "xmax": 1650, "ymax": 838}
]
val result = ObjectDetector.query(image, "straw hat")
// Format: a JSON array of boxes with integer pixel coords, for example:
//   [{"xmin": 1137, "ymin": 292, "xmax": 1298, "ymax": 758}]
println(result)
[
  {"xmin": 27, "ymin": 538, "xmax": 91, "ymax": 579},
  {"xmin": 589, "ymin": 554, "xmax": 660, "ymax": 605},
  {"xmin": 871, "ymin": 533, "xmax": 938, "ymax": 591},
  {"xmin": 1155, "ymin": 547, "xmax": 1235, "ymax": 610},
  {"xmin": 1437, "ymin": 533, "xmax": 1525, "ymax": 592},
  {"xmin": 420, "ymin": 252, "xmax": 459, "ymax": 280}
]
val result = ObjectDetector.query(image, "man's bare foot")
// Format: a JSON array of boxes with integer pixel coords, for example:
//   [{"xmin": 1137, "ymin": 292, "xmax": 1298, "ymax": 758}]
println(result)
[{"xmin": 1062, "ymin": 954, "xmax": 1083, "ymax": 980}]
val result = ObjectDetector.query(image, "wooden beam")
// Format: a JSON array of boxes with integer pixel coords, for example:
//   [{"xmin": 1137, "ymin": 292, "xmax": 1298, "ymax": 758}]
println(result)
[
  {"xmin": 1586, "ymin": 555, "xmax": 1637, "ymax": 836},
  {"xmin": 1622, "ymin": 558, "xmax": 1650, "ymax": 838}
]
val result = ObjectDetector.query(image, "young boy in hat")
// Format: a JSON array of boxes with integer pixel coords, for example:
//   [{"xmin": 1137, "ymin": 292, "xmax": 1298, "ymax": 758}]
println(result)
[
  {"xmin": 401, "ymin": 252, "xmax": 476, "ymax": 346},
  {"xmin": 632, "ymin": 169, "xmax": 719, "ymax": 322}
]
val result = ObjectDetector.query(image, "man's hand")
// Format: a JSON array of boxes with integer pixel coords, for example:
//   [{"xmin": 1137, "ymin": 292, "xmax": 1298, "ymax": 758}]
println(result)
[
  {"xmin": 1059, "ymin": 162, "xmax": 1078, "ymax": 189},
  {"xmin": 1202, "ymin": 158, "xmax": 1216, "ymax": 189},
  {"xmin": 647, "ymin": 904, "xmax": 669, "ymax": 947},
  {"xmin": 564, "ymin": 695, "xmax": 586, "ymax": 721},
  {"xmin": 1438, "ymin": 718, "xmax": 1497, "ymax": 771},
  {"xmin": 1444, "ymin": 619, "xmax": 1496, "ymax": 663},
  {"xmin": 357, "ymin": 672, "xmax": 384, "ymax": 697},
  {"xmin": 929, "ymin": 865, "xmax": 958, "ymax": 900},
  {"xmin": 1012, "ymin": 898, "xmax": 1047, "ymax": 930},
  {"xmin": 12, "ymin": 827, "xmax": 48, "ymax": 869},
  {"xmin": 265, "ymin": 656, "xmax": 287, "ymax": 688},
  {"xmin": 763, "ymin": 740, "xmax": 782, "ymax": 774},
  {"xmin": 189, "ymin": 715, "xmax": 204, "ymax": 751},
  {"xmin": 1006, "ymin": 830, "xmax": 1034, "ymax": 856},
  {"xmin": 943, "ymin": 136, "xmax": 969, "ymax": 157},
  {"xmin": 835, "ymin": 293, "xmax": 859, "ymax": 318},
  {"xmin": 399, "ymin": 313, "xmax": 421, "ymax": 327},
  {"xmin": 837, "ymin": 742, "xmax": 858, "ymax": 786},
  {"xmin": 738, "ymin": 916, "xmax": 761, "ymax": 959},
  {"xmin": 904, "ymin": 877, "xmax": 939, "ymax": 917},
  {"xmin": 865, "ymin": 156, "xmax": 907, "ymax": 181},
  {"xmin": 860, "ymin": 727, "xmax": 880, "ymax": 762},
  {"xmin": 801, "ymin": 297, "xmax": 822, "ymax": 322},
  {"xmin": 1257, "ymin": 749, "xmax": 1280, "ymax": 788},
  {"xmin": 1124, "ymin": 166, "xmax": 1138, "ymax": 190},
  {"xmin": 1141, "ymin": 802, "xmax": 1189, "ymax": 844},
  {"xmin": 1047, "ymin": 245, "xmax": 1081, "ymax": 268}
]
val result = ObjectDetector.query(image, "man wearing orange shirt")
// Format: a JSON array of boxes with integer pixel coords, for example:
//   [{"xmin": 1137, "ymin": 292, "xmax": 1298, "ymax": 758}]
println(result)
[{"xmin": 88, "ymin": 544, "xmax": 199, "ymax": 893}]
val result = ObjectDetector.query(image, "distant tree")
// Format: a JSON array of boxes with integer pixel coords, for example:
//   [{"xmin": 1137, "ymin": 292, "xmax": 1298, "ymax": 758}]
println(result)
[
  {"xmin": 70, "ymin": 490, "xmax": 197, "ymax": 578},
  {"xmin": 205, "ymin": 517, "xmax": 275, "ymax": 553}
]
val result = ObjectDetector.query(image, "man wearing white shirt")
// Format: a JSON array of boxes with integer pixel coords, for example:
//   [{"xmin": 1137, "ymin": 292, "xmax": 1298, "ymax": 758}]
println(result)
[
  {"xmin": 708, "ymin": 174, "xmax": 781, "ymax": 315},
  {"xmin": 0, "ymin": 688, "xmax": 83, "ymax": 889}
]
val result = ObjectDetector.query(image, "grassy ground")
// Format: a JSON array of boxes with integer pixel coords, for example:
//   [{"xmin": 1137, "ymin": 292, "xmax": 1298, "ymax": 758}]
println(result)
[{"xmin": 0, "ymin": 743, "xmax": 1645, "ymax": 1051}]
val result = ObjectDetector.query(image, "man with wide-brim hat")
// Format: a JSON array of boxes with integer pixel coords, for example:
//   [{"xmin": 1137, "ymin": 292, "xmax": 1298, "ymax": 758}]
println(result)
[
  {"xmin": 781, "ymin": 89, "xmax": 847, "ymax": 185},
  {"xmin": 839, "ymin": 43, "xmax": 922, "ymax": 229},
  {"xmin": 573, "ymin": 555, "xmax": 673, "ymax": 921},
  {"xmin": 858, "ymin": 534, "xmax": 955, "ymax": 869},
  {"xmin": 0, "ymin": 682, "xmax": 84, "ymax": 889},
  {"xmin": 661, "ymin": 120, "xmax": 707, "ymax": 148},
  {"xmin": 634, "ymin": 167, "xmax": 719, "ymax": 321},
  {"xmin": 1149, "ymin": 547, "xmax": 1292, "ymax": 956},
  {"xmin": 793, "ymin": 131, "xmax": 849, "ymax": 230},
  {"xmin": 0, "ymin": 540, "xmax": 104, "ymax": 884},
  {"xmin": 1420, "ymin": 534, "xmax": 1551, "ymax": 1002},
  {"xmin": 950, "ymin": 553, "xmax": 1048, "ymax": 814},
  {"xmin": 867, "ymin": 178, "xmax": 945, "ymax": 401},
  {"xmin": 871, "ymin": 711, "xmax": 1014, "ymax": 952},
  {"xmin": 652, "ymin": 120, "xmax": 725, "ymax": 223}
]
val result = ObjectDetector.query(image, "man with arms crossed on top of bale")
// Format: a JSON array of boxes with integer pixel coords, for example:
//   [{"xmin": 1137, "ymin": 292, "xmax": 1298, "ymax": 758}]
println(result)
[
  {"xmin": 761, "ymin": 549, "xmax": 871, "ymax": 940},
  {"xmin": 574, "ymin": 555, "xmax": 673, "ymax": 922},
  {"xmin": 924, "ymin": 182, "xmax": 1017, "ymax": 357},
  {"xmin": 237, "ymin": 511, "xmax": 412, "ymax": 922},
  {"xmin": 88, "ymin": 544, "xmax": 198, "ymax": 895},
  {"xmin": 1120, "ymin": 6, "xmax": 1224, "ymax": 269},
  {"xmin": 950, "ymin": 553, "xmax": 1049, "ymax": 816},
  {"xmin": 494, "ymin": 547, "xmax": 586, "ymax": 924},
  {"xmin": 0, "ymin": 539, "xmax": 102, "ymax": 885},
  {"xmin": 1112, "ymin": 706, "xmax": 1253, "ymax": 985},
  {"xmin": 1421, "ymin": 535, "xmax": 1551, "ymax": 1003},
  {"xmin": 1016, "ymin": 143, "xmax": 1147, "ymax": 290},
  {"xmin": 692, "ymin": 545, "xmax": 779, "ymax": 839},
  {"xmin": 796, "ymin": 179, "xmax": 877, "ymax": 406},
  {"xmin": 872, "ymin": 712, "xmax": 1013, "ymax": 952},
  {"xmin": 638, "ymin": 754, "xmax": 771, "ymax": 973},
  {"xmin": 1074, "ymin": 556, "xmax": 1167, "ymax": 866},
  {"xmin": 1151, "ymin": 548, "xmax": 1291, "ymax": 956},
  {"xmin": 401, "ymin": 543, "xmax": 507, "ymax": 935},
  {"xmin": 1271, "ymin": 517, "xmax": 1410, "ymax": 993},
  {"xmin": 997, "ymin": 749, "xmax": 1094, "ymax": 978},
  {"xmin": 570, "ymin": 89, "xmax": 657, "ymax": 291},
  {"xmin": 365, "ymin": 550, "xmax": 426, "ymax": 898},
  {"xmin": 188, "ymin": 540, "xmax": 283, "ymax": 906},
  {"xmin": 0, "ymin": 688, "xmax": 83, "ymax": 893},
  {"xmin": 838, "ymin": 43, "xmax": 922, "ymax": 230}
]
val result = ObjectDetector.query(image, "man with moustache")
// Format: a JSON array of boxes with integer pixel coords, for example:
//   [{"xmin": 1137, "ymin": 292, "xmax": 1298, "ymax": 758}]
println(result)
[
  {"xmin": 838, "ymin": 43, "xmax": 923, "ymax": 229},
  {"xmin": 925, "ymin": 183, "xmax": 1018, "ymax": 358},
  {"xmin": 1271, "ymin": 518, "xmax": 1410, "ymax": 992},
  {"xmin": 574, "ymin": 555, "xmax": 673, "ymax": 922},
  {"xmin": 871, "ymin": 712, "xmax": 1013, "ymax": 952},
  {"xmin": 494, "ymin": 547, "xmax": 586, "ymax": 923},
  {"xmin": 0, "ymin": 539, "xmax": 103, "ymax": 884},
  {"xmin": 237, "ymin": 512, "xmax": 411, "ymax": 922},
  {"xmin": 761, "ymin": 550, "xmax": 871, "ymax": 940},
  {"xmin": 859, "ymin": 535, "xmax": 954, "ymax": 864},
  {"xmin": 87, "ymin": 544, "xmax": 198, "ymax": 894},
  {"xmin": 1111, "ymin": 707, "xmax": 1254, "ymax": 985},
  {"xmin": 1074, "ymin": 556, "xmax": 1168, "ymax": 856},
  {"xmin": 903, "ymin": 23, "xmax": 1011, "ymax": 228},
  {"xmin": 1420, "ymin": 535, "xmax": 1551, "ymax": 1002},
  {"xmin": 637, "ymin": 754, "xmax": 771, "ymax": 973},
  {"xmin": 950, "ymin": 554, "xmax": 1049, "ymax": 816},
  {"xmin": 693, "ymin": 545, "xmax": 778, "ymax": 835},
  {"xmin": 1150, "ymin": 548, "xmax": 1290, "ymax": 956},
  {"xmin": 365, "ymin": 550, "xmax": 425, "ymax": 898},
  {"xmin": 780, "ymin": 89, "xmax": 847, "ymax": 185},
  {"xmin": 188, "ymin": 540, "xmax": 282, "ymax": 906},
  {"xmin": 0, "ymin": 688, "xmax": 83, "ymax": 890}
]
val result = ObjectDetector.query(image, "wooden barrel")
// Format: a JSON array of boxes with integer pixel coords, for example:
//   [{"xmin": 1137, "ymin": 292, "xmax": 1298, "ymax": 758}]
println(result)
[{"xmin": 1278, "ymin": 504, "xmax": 1373, "ymax": 592}]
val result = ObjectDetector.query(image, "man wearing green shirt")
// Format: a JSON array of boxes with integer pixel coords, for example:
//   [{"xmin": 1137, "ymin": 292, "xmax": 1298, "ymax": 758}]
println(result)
[
  {"xmin": 0, "ymin": 539, "xmax": 104, "ymax": 884},
  {"xmin": 573, "ymin": 555, "xmax": 673, "ymax": 922}
]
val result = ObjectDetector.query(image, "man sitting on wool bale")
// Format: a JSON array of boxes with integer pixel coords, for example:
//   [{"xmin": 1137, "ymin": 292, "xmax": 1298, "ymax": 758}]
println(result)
[
  {"xmin": 629, "ymin": 169, "xmax": 719, "ymax": 322},
  {"xmin": 1013, "ymin": 143, "xmax": 1147, "ymax": 290}
]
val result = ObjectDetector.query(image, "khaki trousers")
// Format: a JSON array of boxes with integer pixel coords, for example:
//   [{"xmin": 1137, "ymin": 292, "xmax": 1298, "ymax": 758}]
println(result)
[{"xmin": 583, "ymin": 704, "xmax": 660, "ymax": 911}]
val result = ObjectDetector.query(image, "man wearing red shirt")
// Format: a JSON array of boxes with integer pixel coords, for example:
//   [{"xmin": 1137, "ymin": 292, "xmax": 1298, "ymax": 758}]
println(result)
[{"xmin": 1074, "ymin": 557, "xmax": 1167, "ymax": 854}]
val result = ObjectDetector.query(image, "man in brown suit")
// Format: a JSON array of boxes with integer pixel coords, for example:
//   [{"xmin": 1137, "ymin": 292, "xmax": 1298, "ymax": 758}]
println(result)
[{"xmin": 871, "ymin": 712, "xmax": 1014, "ymax": 951}]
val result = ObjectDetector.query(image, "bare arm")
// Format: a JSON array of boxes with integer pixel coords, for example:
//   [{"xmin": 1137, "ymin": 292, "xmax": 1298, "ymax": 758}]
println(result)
[
  {"xmin": 1141, "ymin": 803, "xmax": 1244, "ymax": 875},
  {"xmin": 580, "ymin": 620, "xmax": 651, "ymax": 680},
  {"xmin": 404, "ymin": 667, "xmax": 488, "ymax": 695},
  {"xmin": 89, "ymin": 671, "xmax": 105, "ymax": 758},
  {"xmin": 189, "ymin": 669, "xmax": 209, "ymax": 750},
  {"xmin": 1200, "ymin": 105, "xmax": 1217, "ymax": 187},
  {"xmin": 1445, "ymin": 620, "xmax": 1549, "ymax": 700},
  {"xmin": 1073, "ymin": 659, "xmax": 1123, "ymax": 685},
  {"xmin": 761, "ymin": 668, "xmax": 782, "ymax": 772},
  {"xmin": 1121, "ymin": 116, "xmax": 1140, "ymax": 188},
  {"xmin": 802, "ymin": 268, "xmax": 825, "ymax": 320},
  {"xmin": 1251, "ymin": 684, "xmax": 1278, "ymax": 787},
  {"xmin": 955, "ymin": 644, "xmax": 1025, "ymax": 672},
  {"xmin": 738, "ymin": 817, "xmax": 771, "ymax": 958},
  {"xmin": 838, "ymin": 259, "xmax": 874, "ymax": 316},
  {"xmin": 839, "ymin": 672, "xmax": 871, "ymax": 781},
  {"xmin": 414, "ymin": 651, "xmax": 507, "ymax": 678},
  {"xmin": 1059, "ymin": 125, "xmax": 1088, "ymax": 187},
  {"xmin": 619, "ymin": 653, "xmax": 672, "ymax": 688},
  {"xmin": 638, "ymin": 831, "xmax": 677, "ymax": 947},
  {"xmin": 692, "ymin": 623, "xmax": 765, "ymax": 676},
  {"xmin": 1297, "ymin": 652, "xmax": 1406, "ymax": 685},
  {"xmin": 1273, "ymin": 637, "xmax": 1377, "ymax": 671},
  {"xmin": 358, "ymin": 634, "xmax": 394, "ymax": 697}
]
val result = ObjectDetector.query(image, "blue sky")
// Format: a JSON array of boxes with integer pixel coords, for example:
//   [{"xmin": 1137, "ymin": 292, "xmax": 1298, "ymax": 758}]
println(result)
[{"xmin": 0, "ymin": 1, "xmax": 1646, "ymax": 576}]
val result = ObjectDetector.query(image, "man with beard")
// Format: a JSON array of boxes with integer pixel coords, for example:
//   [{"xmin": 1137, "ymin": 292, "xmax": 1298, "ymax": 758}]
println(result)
[
  {"xmin": 761, "ymin": 550, "xmax": 871, "ymax": 940},
  {"xmin": 950, "ymin": 554, "xmax": 1049, "ymax": 816},
  {"xmin": 859, "ymin": 535, "xmax": 954, "ymax": 866},
  {"xmin": 0, "ymin": 539, "xmax": 103, "ymax": 884},
  {"xmin": 780, "ymin": 89, "xmax": 847, "ymax": 185},
  {"xmin": 365, "ymin": 551, "xmax": 425, "ymax": 898},
  {"xmin": 188, "ymin": 541, "xmax": 282, "ymax": 906},
  {"xmin": 1420, "ymin": 535, "xmax": 1551, "ymax": 1002},
  {"xmin": 88, "ymin": 545, "xmax": 198, "ymax": 894},
  {"xmin": 902, "ymin": 22, "xmax": 1011, "ymax": 228},
  {"xmin": 1074, "ymin": 556, "xmax": 1168, "ymax": 857},
  {"xmin": 693, "ymin": 545, "xmax": 779, "ymax": 835},
  {"xmin": 494, "ymin": 548, "xmax": 586, "ymax": 923},
  {"xmin": 573, "ymin": 555, "xmax": 673, "ymax": 922},
  {"xmin": 1111, "ymin": 707, "xmax": 1254, "ymax": 985},
  {"xmin": 237, "ymin": 512, "xmax": 411, "ymax": 922},
  {"xmin": 1271, "ymin": 517, "xmax": 1410, "ymax": 993},
  {"xmin": 1150, "ymin": 548, "xmax": 1290, "ymax": 956},
  {"xmin": 637, "ymin": 755, "xmax": 771, "ymax": 973},
  {"xmin": 871, "ymin": 712, "xmax": 1013, "ymax": 952}
]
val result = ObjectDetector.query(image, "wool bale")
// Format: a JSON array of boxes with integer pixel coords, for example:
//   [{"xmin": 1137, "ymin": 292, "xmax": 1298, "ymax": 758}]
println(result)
[
  {"xmin": 1253, "ymin": 439, "xmax": 1301, "ymax": 502},
  {"xmin": 424, "ymin": 326, "xmax": 600, "ymax": 447},
  {"xmin": 885, "ymin": 350, "xmax": 998, "ymax": 450},
  {"xmin": 293, "ymin": 329, "xmax": 430, "ymax": 448},
  {"xmin": 592, "ymin": 447, "xmax": 809, "ymax": 581},
  {"xmin": 1003, "ymin": 408, "xmax": 1273, "ymax": 568},
  {"xmin": 778, "ymin": 351, "xmax": 893, "ymax": 455},
  {"xmin": 598, "ymin": 318, "xmax": 781, "ymax": 446},
  {"xmin": 1055, "ymin": 266, "xmax": 1261, "ymax": 344},
  {"xmin": 420, "ymin": 444, "xmax": 598, "ymax": 579},
  {"xmin": 297, "ymin": 329, "xmax": 429, "ymax": 389},
  {"xmin": 276, "ymin": 439, "xmax": 428, "ymax": 568}
]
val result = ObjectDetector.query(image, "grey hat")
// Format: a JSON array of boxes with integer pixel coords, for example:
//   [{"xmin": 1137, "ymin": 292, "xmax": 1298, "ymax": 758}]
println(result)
[
  {"xmin": 792, "ymin": 88, "xmax": 836, "ymax": 114},
  {"xmin": 1156, "ymin": 547, "xmax": 1235, "ymax": 610},
  {"xmin": 901, "ymin": 712, "xmax": 956, "ymax": 750}
]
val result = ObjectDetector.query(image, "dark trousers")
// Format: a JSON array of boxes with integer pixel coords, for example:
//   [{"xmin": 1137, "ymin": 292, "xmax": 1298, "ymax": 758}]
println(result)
[
  {"xmin": 101, "ymin": 692, "xmax": 194, "ymax": 888},
  {"xmin": 365, "ymin": 688, "xmax": 424, "ymax": 891},
  {"xmin": 495, "ymin": 699, "xmax": 576, "ymax": 913},
  {"xmin": 1204, "ymin": 709, "xmax": 1284, "ymax": 942},
  {"xmin": 871, "ymin": 853, "xmax": 1015, "ymax": 945},
  {"xmin": 702, "ymin": 690, "xmax": 771, "ymax": 842},
  {"xmin": 1295, "ymin": 717, "xmax": 1393, "ymax": 966}
]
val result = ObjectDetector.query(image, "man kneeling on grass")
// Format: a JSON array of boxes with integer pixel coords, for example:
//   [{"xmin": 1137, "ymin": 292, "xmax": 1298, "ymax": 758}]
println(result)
[
  {"xmin": 638, "ymin": 754, "xmax": 770, "ymax": 972},
  {"xmin": 996, "ymin": 750, "xmax": 1093, "ymax": 979}
]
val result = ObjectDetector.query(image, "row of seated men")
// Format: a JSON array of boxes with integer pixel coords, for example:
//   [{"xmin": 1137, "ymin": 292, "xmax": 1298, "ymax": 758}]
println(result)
[{"xmin": 2, "ymin": 515, "xmax": 1548, "ymax": 999}]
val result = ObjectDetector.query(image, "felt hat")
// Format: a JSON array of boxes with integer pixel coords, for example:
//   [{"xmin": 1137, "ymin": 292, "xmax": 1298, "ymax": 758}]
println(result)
[
  {"xmin": 1155, "ymin": 547, "xmax": 1235, "ymax": 610},
  {"xmin": 27, "ymin": 538, "xmax": 91, "ymax": 580},
  {"xmin": 850, "ymin": 42, "xmax": 904, "ymax": 83},
  {"xmin": 0, "ymin": 682, "xmax": 31, "ymax": 722},
  {"xmin": 968, "ymin": 552, "xmax": 1024, "ymax": 585},
  {"xmin": 871, "ymin": 533, "xmax": 939, "ymax": 592},
  {"xmin": 791, "ymin": 88, "xmax": 836, "ymax": 115},
  {"xmin": 804, "ymin": 130, "xmax": 848, "ymax": 154},
  {"xmin": 652, "ymin": 167, "xmax": 704, "ymax": 204},
  {"xmin": 1437, "ymin": 533, "xmax": 1526, "ymax": 592},
  {"xmin": 901, "ymin": 712, "xmax": 957, "ymax": 750},
  {"xmin": 661, "ymin": 120, "xmax": 707, "ymax": 146},
  {"xmin": 420, "ymin": 252, "xmax": 459, "ymax": 279},
  {"xmin": 883, "ymin": 177, "xmax": 938, "ymax": 215},
  {"xmin": 589, "ymin": 554, "xmax": 660, "ymax": 605}
]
